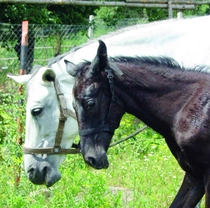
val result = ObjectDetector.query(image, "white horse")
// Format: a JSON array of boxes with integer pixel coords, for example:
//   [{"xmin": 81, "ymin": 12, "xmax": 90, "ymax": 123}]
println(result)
[
  {"xmin": 8, "ymin": 15, "xmax": 210, "ymax": 187},
  {"xmin": 8, "ymin": 65, "xmax": 78, "ymax": 187}
]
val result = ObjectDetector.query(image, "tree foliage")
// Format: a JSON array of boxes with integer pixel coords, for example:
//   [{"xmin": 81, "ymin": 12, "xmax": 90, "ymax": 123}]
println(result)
[
  {"xmin": 0, "ymin": 4, "xmax": 96, "ymax": 24},
  {"xmin": 184, "ymin": 4, "xmax": 210, "ymax": 16},
  {"xmin": 1, "ymin": 3, "xmax": 210, "ymax": 26},
  {"xmin": 146, "ymin": 8, "xmax": 168, "ymax": 22},
  {"xmin": 94, "ymin": 6, "xmax": 145, "ymax": 26}
]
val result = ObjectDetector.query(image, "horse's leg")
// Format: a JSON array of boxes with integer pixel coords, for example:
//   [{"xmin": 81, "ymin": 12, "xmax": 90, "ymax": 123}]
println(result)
[
  {"xmin": 204, "ymin": 169, "xmax": 210, "ymax": 207},
  {"xmin": 182, "ymin": 182, "xmax": 204, "ymax": 208},
  {"xmin": 170, "ymin": 172, "xmax": 204, "ymax": 208},
  {"xmin": 195, "ymin": 201, "xmax": 201, "ymax": 208}
]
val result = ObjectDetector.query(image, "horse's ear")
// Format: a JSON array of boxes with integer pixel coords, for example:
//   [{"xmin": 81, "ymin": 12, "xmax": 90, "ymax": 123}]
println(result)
[
  {"xmin": 7, "ymin": 74, "xmax": 31, "ymax": 84},
  {"xmin": 89, "ymin": 40, "xmax": 108, "ymax": 75},
  {"xmin": 42, "ymin": 69, "xmax": 56, "ymax": 82},
  {"xmin": 64, "ymin": 59, "xmax": 79, "ymax": 77}
]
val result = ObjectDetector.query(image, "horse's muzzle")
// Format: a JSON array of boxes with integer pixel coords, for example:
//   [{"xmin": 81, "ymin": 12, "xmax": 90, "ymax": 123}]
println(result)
[
  {"xmin": 26, "ymin": 161, "xmax": 61, "ymax": 187},
  {"xmin": 83, "ymin": 151, "xmax": 109, "ymax": 169}
]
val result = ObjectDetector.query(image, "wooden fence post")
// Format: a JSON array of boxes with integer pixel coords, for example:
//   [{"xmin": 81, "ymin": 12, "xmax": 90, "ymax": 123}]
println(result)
[
  {"xmin": 15, "ymin": 20, "xmax": 28, "ymax": 187},
  {"xmin": 20, "ymin": 20, "xmax": 28, "ymax": 76}
]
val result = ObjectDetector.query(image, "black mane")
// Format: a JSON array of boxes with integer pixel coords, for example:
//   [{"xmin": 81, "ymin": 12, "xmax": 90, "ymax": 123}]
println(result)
[
  {"xmin": 111, "ymin": 56, "xmax": 181, "ymax": 69},
  {"xmin": 110, "ymin": 56, "xmax": 209, "ymax": 73},
  {"xmin": 77, "ymin": 56, "xmax": 209, "ymax": 74}
]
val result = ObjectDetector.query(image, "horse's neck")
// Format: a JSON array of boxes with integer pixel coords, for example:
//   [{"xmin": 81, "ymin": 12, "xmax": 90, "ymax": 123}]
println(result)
[{"xmin": 116, "ymin": 64, "xmax": 203, "ymax": 134}]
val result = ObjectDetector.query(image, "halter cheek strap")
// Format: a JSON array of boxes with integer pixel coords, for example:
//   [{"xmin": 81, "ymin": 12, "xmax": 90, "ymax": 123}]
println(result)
[
  {"xmin": 23, "ymin": 78, "xmax": 80, "ymax": 155},
  {"xmin": 78, "ymin": 67, "xmax": 124, "ymax": 137}
]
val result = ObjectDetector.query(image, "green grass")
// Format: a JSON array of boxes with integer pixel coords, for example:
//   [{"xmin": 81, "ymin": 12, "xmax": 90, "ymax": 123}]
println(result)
[
  {"xmin": 0, "ymin": 91, "xmax": 205, "ymax": 207},
  {"xmin": 0, "ymin": 141, "xmax": 204, "ymax": 208}
]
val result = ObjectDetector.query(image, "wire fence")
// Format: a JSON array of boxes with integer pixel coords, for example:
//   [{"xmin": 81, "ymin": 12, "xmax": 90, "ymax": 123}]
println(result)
[
  {"xmin": 0, "ymin": 17, "xmax": 147, "ymax": 75},
  {"xmin": 0, "ymin": 24, "xmax": 89, "ymax": 73}
]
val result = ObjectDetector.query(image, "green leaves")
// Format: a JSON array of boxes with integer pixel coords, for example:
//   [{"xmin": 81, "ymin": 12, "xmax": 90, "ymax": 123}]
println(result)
[
  {"xmin": 0, "ymin": 4, "xmax": 95, "ymax": 25},
  {"xmin": 112, "ymin": 113, "xmax": 164, "ymax": 156},
  {"xmin": 0, "ymin": 84, "xmax": 25, "ymax": 167}
]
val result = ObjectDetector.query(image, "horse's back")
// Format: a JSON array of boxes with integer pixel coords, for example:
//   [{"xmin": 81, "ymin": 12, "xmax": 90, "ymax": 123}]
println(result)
[{"xmin": 51, "ymin": 15, "xmax": 210, "ymax": 70}]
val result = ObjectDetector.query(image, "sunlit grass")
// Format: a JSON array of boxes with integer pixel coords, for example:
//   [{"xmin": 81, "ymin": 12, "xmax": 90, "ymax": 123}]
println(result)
[
  {"xmin": 1, "ymin": 141, "xmax": 204, "ymax": 208},
  {"xmin": 0, "ymin": 98, "xmax": 205, "ymax": 207}
]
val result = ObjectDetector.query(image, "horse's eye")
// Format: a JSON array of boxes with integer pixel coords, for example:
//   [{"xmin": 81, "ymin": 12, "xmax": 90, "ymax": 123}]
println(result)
[
  {"xmin": 83, "ymin": 100, "xmax": 95, "ymax": 111},
  {"xmin": 88, "ymin": 100, "xmax": 95, "ymax": 108},
  {"xmin": 31, "ymin": 108, "xmax": 43, "ymax": 116}
]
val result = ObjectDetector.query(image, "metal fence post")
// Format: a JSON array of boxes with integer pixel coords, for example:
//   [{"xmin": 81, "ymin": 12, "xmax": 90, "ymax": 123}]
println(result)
[
  {"xmin": 177, "ymin": 12, "xmax": 183, "ymax": 19},
  {"xmin": 88, "ymin": 15, "xmax": 94, "ymax": 40}
]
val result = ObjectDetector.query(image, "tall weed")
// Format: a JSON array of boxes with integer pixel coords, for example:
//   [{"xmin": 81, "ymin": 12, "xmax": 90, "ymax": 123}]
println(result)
[{"xmin": 0, "ymin": 82, "xmax": 25, "ymax": 185}]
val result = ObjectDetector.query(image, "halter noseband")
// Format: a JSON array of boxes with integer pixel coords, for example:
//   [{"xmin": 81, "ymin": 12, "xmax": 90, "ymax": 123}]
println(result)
[
  {"xmin": 23, "ymin": 78, "xmax": 80, "ymax": 155},
  {"xmin": 79, "ymin": 67, "xmax": 124, "ymax": 136}
]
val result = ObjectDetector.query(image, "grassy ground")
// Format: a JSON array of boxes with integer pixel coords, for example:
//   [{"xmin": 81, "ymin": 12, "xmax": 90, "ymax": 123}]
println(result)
[{"xmin": 0, "ymin": 141, "xmax": 204, "ymax": 208}]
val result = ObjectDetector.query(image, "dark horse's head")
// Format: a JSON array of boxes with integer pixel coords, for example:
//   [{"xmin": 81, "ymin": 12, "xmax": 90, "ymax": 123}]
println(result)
[{"xmin": 65, "ymin": 40, "xmax": 125, "ymax": 169}]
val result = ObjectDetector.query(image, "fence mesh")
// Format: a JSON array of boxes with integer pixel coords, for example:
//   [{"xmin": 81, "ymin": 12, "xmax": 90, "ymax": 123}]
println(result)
[
  {"xmin": 0, "ymin": 24, "xmax": 90, "ymax": 73},
  {"xmin": 0, "ymin": 17, "xmax": 149, "ymax": 77}
]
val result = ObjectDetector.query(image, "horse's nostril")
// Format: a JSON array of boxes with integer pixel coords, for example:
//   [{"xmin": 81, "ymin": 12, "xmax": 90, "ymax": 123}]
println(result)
[
  {"xmin": 25, "ymin": 162, "xmax": 61, "ymax": 186},
  {"xmin": 86, "ymin": 155, "xmax": 108, "ymax": 169},
  {"xmin": 43, "ymin": 166, "xmax": 48, "ymax": 176},
  {"xmin": 28, "ymin": 167, "xmax": 35, "ymax": 173},
  {"xmin": 27, "ymin": 165, "xmax": 47, "ymax": 185},
  {"xmin": 87, "ymin": 156, "xmax": 97, "ymax": 167},
  {"xmin": 28, "ymin": 167, "xmax": 36, "ymax": 178}
]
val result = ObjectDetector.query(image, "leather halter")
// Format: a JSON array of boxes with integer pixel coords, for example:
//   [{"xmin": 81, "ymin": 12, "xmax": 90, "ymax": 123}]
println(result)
[
  {"xmin": 23, "ymin": 78, "xmax": 80, "ymax": 155},
  {"xmin": 79, "ymin": 67, "xmax": 124, "ymax": 136}
]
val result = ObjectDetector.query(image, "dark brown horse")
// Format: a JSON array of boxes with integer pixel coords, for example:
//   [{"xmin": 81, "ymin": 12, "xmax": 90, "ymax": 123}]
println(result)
[{"xmin": 66, "ymin": 40, "xmax": 210, "ymax": 207}]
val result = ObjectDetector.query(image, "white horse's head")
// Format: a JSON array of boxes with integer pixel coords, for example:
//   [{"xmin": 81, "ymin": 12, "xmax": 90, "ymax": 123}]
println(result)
[{"xmin": 8, "ymin": 65, "xmax": 78, "ymax": 187}]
